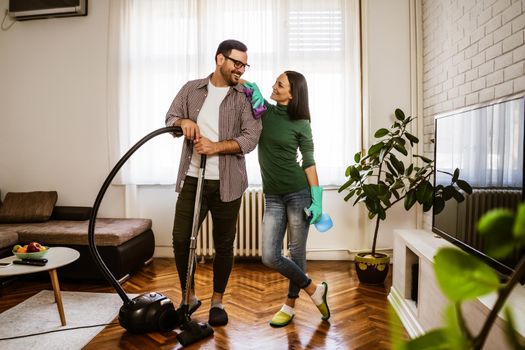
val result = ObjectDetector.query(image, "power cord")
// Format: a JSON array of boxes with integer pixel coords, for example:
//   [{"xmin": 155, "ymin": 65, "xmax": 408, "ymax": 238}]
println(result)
[
  {"xmin": 0, "ymin": 321, "xmax": 120, "ymax": 341},
  {"xmin": 1, "ymin": 8, "xmax": 16, "ymax": 31}
]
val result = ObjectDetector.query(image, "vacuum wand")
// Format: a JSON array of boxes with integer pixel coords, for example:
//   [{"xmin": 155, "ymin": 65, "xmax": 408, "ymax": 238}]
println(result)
[
  {"xmin": 177, "ymin": 153, "xmax": 214, "ymax": 347},
  {"xmin": 184, "ymin": 154, "xmax": 206, "ymax": 307}
]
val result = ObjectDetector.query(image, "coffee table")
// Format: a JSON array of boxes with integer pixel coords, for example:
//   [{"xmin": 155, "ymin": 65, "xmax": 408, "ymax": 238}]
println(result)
[{"xmin": 0, "ymin": 247, "xmax": 80, "ymax": 326}]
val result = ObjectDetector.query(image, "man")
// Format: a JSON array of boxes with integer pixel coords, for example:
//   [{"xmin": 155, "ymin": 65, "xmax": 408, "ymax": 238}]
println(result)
[{"xmin": 165, "ymin": 39, "xmax": 262, "ymax": 326}]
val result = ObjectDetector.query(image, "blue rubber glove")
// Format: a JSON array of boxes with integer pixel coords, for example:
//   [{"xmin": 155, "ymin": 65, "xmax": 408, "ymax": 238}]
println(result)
[
  {"xmin": 307, "ymin": 186, "xmax": 323, "ymax": 225},
  {"xmin": 243, "ymin": 82, "xmax": 264, "ymax": 109}
]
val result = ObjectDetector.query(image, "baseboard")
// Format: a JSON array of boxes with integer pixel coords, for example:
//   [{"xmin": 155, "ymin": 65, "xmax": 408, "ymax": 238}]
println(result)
[
  {"xmin": 306, "ymin": 250, "xmax": 352, "ymax": 260},
  {"xmin": 154, "ymin": 246, "xmax": 174, "ymax": 258},
  {"xmin": 154, "ymin": 246, "xmax": 392, "ymax": 260},
  {"xmin": 388, "ymin": 285, "xmax": 424, "ymax": 338}
]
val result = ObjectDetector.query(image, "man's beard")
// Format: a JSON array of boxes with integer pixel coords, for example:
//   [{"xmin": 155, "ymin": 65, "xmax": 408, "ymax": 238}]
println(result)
[{"xmin": 220, "ymin": 65, "xmax": 242, "ymax": 86}]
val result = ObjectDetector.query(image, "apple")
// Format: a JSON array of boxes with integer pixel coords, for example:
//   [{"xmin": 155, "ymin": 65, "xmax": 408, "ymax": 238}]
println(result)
[{"xmin": 27, "ymin": 242, "xmax": 43, "ymax": 253}]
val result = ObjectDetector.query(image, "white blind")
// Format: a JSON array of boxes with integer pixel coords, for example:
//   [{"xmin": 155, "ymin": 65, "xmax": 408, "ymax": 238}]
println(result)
[{"xmin": 288, "ymin": 10, "xmax": 343, "ymax": 52}]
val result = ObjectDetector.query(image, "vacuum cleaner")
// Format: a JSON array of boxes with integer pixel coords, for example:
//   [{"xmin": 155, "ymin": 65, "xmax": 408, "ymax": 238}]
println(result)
[{"xmin": 88, "ymin": 126, "xmax": 214, "ymax": 346}]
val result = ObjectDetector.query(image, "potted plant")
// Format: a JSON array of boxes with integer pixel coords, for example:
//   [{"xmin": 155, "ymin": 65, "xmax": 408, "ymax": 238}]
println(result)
[{"xmin": 338, "ymin": 108, "xmax": 472, "ymax": 284}]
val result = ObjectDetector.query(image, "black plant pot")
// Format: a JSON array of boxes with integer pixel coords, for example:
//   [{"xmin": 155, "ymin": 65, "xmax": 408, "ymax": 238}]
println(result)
[{"xmin": 354, "ymin": 252, "xmax": 390, "ymax": 284}]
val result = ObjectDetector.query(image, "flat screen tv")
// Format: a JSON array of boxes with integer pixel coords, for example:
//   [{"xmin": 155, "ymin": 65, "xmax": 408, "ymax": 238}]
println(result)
[{"xmin": 433, "ymin": 93, "xmax": 525, "ymax": 278}]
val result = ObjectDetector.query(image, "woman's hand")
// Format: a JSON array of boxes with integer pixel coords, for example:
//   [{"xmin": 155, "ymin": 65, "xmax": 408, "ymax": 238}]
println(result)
[
  {"xmin": 307, "ymin": 186, "xmax": 323, "ymax": 225},
  {"xmin": 243, "ymin": 82, "xmax": 264, "ymax": 109}
]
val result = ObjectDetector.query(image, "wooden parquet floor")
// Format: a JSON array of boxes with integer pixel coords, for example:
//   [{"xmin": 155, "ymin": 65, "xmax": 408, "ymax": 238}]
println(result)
[{"xmin": 0, "ymin": 259, "xmax": 400, "ymax": 350}]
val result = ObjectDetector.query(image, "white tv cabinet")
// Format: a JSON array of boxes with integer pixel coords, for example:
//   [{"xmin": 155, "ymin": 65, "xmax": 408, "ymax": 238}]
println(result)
[{"xmin": 388, "ymin": 229, "xmax": 525, "ymax": 349}]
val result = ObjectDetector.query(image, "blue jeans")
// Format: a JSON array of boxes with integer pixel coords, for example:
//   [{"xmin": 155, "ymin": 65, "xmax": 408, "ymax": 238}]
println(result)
[{"xmin": 261, "ymin": 188, "xmax": 312, "ymax": 299}]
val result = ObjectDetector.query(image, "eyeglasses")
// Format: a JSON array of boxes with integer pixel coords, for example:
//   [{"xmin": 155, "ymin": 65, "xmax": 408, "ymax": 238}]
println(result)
[{"xmin": 223, "ymin": 55, "xmax": 250, "ymax": 70}]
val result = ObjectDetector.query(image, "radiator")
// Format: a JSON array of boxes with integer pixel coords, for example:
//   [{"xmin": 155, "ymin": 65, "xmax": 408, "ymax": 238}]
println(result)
[
  {"xmin": 196, "ymin": 188, "xmax": 288, "ymax": 258},
  {"xmin": 460, "ymin": 188, "xmax": 522, "ymax": 248}
]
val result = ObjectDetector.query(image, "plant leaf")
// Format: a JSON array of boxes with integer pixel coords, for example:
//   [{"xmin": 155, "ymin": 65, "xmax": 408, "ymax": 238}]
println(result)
[
  {"xmin": 344, "ymin": 189, "xmax": 357, "ymax": 202},
  {"xmin": 513, "ymin": 203, "xmax": 525, "ymax": 240},
  {"xmin": 405, "ymin": 164, "xmax": 414, "ymax": 176},
  {"xmin": 401, "ymin": 329, "xmax": 451, "ymax": 350},
  {"xmin": 442, "ymin": 186, "xmax": 454, "ymax": 200},
  {"xmin": 415, "ymin": 154, "xmax": 433, "ymax": 163},
  {"xmin": 386, "ymin": 160, "xmax": 398, "ymax": 176},
  {"xmin": 404, "ymin": 190, "xmax": 417, "ymax": 210},
  {"xmin": 452, "ymin": 168, "xmax": 460, "ymax": 182},
  {"xmin": 451, "ymin": 189, "xmax": 465, "ymax": 203},
  {"xmin": 455, "ymin": 179, "xmax": 472, "ymax": 194},
  {"xmin": 338, "ymin": 179, "xmax": 354, "ymax": 193},
  {"xmin": 477, "ymin": 208, "xmax": 518, "ymax": 258},
  {"xmin": 423, "ymin": 198, "xmax": 433, "ymax": 212},
  {"xmin": 368, "ymin": 142, "xmax": 384, "ymax": 157},
  {"xmin": 390, "ymin": 154, "xmax": 405, "ymax": 174},
  {"xmin": 416, "ymin": 180, "xmax": 433, "ymax": 204},
  {"xmin": 374, "ymin": 128, "xmax": 389, "ymax": 138},
  {"xmin": 393, "ymin": 137, "xmax": 406, "ymax": 146},
  {"xmin": 395, "ymin": 108, "xmax": 406, "ymax": 121},
  {"xmin": 434, "ymin": 248, "xmax": 500, "ymax": 302},
  {"xmin": 362, "ymin": 184, "xmax": 379, "ymax": 198},
  {"xmin": 405, "ymin": 132, "xmax": 419, "ymax": 145},
  {"xmin": 444, "ymin": 304, "xmax": 472, "ymax": 350},
  {"xmin": 477, "ymin": 209, "xmax": 515, "ymax": 237},
  {"xmin": 379, "ymin": 146, "xmax": 389, "ymax": 162},
  {"xmin": 390, "ymin": 180, "xmax": 405, "ymax": 190},
  {"xmin": 378, "ymin": 205, "xmax": 387, "ymax": 220},
  {"xmin": 393, "ymin": 142, "xmax": 408, "ymax": 156},
  {"xmin": 349, "ymin": 166, "xmax": 361, "ymax": 180},
  {"xmin": 389, "ymin": 305, "xmax": 407, "ymax": 350},
  {"xmin": 433, "ymin": 197, "xmax": 445, "ymax": 214},
  {"xmin": 354, "ymin": 151, "xmax": 361, "ymax": 163}
]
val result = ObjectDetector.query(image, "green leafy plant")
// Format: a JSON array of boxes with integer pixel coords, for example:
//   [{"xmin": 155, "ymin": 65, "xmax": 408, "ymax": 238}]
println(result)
[
  {"xmin": 338, "ymin": 108, "xmax": 472, "ymax": 256},
  {"xmin": 395, "ymin": 203, "xmax": 525, "ymax": 350}
]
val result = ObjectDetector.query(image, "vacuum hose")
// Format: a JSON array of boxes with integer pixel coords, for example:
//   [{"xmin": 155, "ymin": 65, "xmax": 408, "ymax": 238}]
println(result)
[
  {"xmin": 88, "ymin": 126, "xmax": 182, "ymax": 303},
  {"xmin": 88, "ymin": 126, "xmax": 214, "ymax": 344}
]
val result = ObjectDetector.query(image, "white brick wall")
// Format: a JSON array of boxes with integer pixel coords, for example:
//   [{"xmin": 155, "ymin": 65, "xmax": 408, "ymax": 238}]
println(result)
[{"xmin": 422, "ymin": 0, "xmax": 525, "ymax": 228}]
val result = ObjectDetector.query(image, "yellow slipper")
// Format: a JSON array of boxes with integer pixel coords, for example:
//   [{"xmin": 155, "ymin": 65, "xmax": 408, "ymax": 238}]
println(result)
[
  {"xmin": 316, "ymin": 282, "xmax": 331, "ymax": 321},
  {"xmin": 269, "ymin": 310, "xmax": 294, "ymax": 327}
]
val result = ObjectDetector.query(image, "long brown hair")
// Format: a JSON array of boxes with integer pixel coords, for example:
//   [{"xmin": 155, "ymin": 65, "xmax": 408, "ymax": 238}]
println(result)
[{"xmin": 284, "ymin": 71, "xmax": 311, "ymax": 121}]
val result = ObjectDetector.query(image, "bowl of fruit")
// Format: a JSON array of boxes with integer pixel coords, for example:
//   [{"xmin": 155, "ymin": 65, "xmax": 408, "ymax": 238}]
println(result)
[{"xmin": 12, "ymin": 242, "xmax": 49, "ymax": 260}]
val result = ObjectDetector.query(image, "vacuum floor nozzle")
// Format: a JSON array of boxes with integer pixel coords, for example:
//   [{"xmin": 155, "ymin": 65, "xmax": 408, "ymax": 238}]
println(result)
[{"xmin": 176, "ymin": 321, "xmax": 214, "ymax": 347}]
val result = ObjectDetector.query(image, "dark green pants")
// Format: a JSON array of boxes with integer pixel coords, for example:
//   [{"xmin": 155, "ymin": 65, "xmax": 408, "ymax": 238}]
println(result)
[{"xmin": 172, "ymin": 176, "xmax": 241, "ymax": 294}]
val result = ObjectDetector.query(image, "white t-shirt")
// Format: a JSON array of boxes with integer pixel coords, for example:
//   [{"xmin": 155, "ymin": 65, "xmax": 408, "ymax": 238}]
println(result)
[{"xmin": 187, "ymin": 82, "xmax": 229, "ymax": 179}]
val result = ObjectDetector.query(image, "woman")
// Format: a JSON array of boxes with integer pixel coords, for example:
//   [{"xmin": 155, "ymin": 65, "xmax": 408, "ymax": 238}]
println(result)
[{"xmin": 243, "ymin": 71, "xmax": 330, "ymax": 327}]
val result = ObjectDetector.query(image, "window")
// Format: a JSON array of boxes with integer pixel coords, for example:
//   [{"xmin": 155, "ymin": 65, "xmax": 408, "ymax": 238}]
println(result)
[{"xmin": 111, "ymin": 0, "xmax": 361, "ymax": 186}]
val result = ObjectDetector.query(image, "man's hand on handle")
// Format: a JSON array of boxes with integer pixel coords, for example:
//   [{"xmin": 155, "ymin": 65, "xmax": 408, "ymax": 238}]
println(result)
[
  {"xmin": 194, "ymin": 137, "xmax": 218, "ymax": 155},
  {"xmin": 179, "ymin": 119, "xmax": 201, "ymax": 141}
]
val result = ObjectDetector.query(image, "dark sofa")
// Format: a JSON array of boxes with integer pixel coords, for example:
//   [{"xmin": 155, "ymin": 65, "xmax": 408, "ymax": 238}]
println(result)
[{"xmin": 0, "ymin": 191, "xmax": 155, "ymax": 282}]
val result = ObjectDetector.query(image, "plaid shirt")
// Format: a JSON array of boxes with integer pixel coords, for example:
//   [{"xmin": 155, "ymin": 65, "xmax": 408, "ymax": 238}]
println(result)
[{"xmin": 165, "ymin": 75, "xmax": 262, "ymax": 202}]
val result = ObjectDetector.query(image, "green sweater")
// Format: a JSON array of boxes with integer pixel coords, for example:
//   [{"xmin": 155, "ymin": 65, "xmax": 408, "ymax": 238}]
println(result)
[{"xmin": 258, "ymin": 102, "xmax": 316, "ymax": 194}]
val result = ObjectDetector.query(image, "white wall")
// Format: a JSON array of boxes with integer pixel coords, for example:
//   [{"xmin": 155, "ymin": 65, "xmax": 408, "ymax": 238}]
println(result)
[
  {"xmin": 0, "ymin": 0, "xmax": 414, "ymax": 259},
  {"xmin": 361, "ymin": 0, "xmax": 418, "ymax": 251},
  {"xmin": 0, "ymin": 0, "xmax": 124, "ymax": 217}
]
